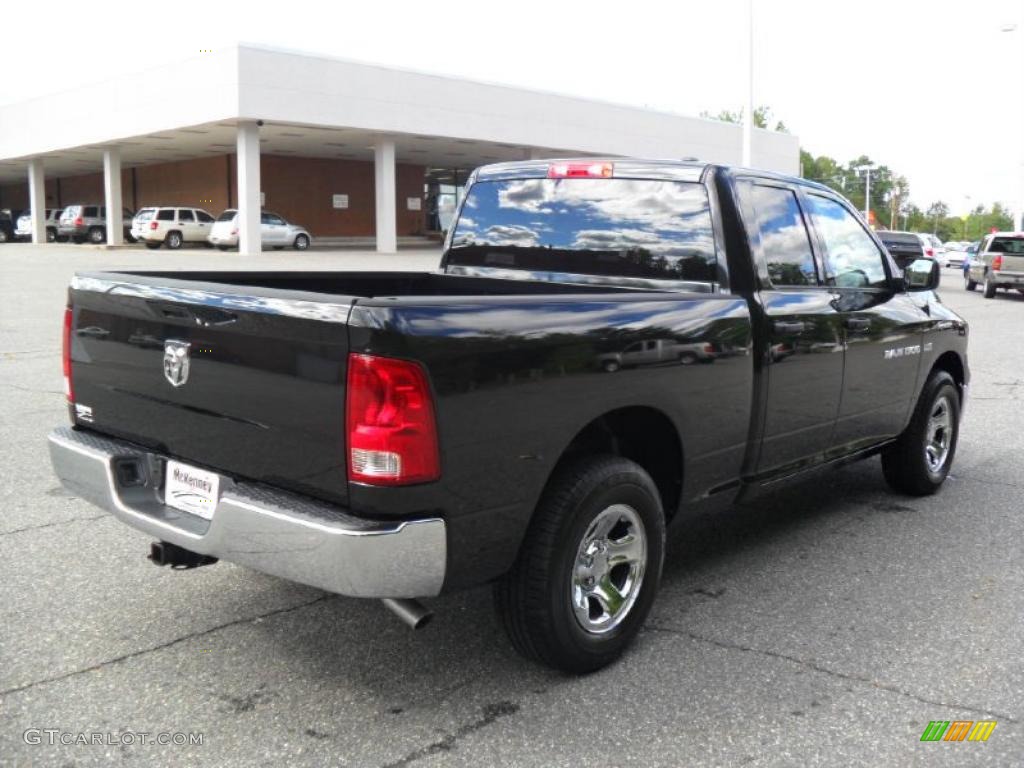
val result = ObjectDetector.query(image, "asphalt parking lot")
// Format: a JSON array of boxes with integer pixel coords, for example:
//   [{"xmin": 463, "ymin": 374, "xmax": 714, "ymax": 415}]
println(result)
[{"xmin": 1, "ymin": 245, "xmax": 1020, "ymax": 767}]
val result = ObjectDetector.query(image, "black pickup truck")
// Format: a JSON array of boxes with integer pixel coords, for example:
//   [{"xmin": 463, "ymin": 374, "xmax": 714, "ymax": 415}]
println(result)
[{"xmin": 50, "ymin": 159, "xmax": 968, "ymax": 672}]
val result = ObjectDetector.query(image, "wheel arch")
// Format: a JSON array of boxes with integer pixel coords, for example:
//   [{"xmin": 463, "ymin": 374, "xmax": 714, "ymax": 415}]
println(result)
[
  {"xmin": 541, "ymin": 405, "xmax": 685, "ymax": 523},
  {"xmin": 929, "ymin": 350, "xmax": 966, "ymax": 401}
]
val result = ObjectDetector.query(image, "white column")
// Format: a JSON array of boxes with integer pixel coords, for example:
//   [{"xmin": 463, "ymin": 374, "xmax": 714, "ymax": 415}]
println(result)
[
  {"xmin": 374, "ymin": 140, "xmax": 397, "ymax": 254},
  {"xmin": 28, "ymin": 160, "xmax": 46, "ymax": 245},
  {"xmin": 236, "ymin": 121, "xmax": 262, "ymax": 256},
  {"xmin": 103, "ymin": 149, "xmax": 123, "ymax": 246}
]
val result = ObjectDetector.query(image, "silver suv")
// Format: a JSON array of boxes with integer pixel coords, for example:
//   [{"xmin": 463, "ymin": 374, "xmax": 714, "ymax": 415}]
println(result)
[
  {"xmin": 965, "ymin": 232, "xmax": 1024, "ymax": 298},
  {"xmin": 57, "ymin": 204, "xmax": 136, "ymax": 244}
]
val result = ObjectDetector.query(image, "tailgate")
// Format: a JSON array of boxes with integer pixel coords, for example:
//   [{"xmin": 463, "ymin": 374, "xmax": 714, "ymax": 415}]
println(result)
[{"xmin": 68, "ymin": 273, "xmax": 354, "ymax": 505}]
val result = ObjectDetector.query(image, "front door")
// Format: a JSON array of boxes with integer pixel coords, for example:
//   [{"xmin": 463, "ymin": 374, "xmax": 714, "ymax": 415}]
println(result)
[
  {"xmin": 737, "ymin": 180, "xmax": 845, "ymax": 476},
  {"xmin": 801, "ymin": 192, "xmax": 923, "ymax": 451}
]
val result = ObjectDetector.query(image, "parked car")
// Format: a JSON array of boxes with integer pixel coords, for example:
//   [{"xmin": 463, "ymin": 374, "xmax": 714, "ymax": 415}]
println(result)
[
  {"xmin": 597, "ymin": 339, "xmax": 715, "ymax": 372},
  {"xmin": 876, "ymin": 230, "xmax": 925, "ymax": 269},
  {"xmin": 965, "ymin": 231, "xmax": 1024, "ymax": 297},
  {"xmin": 207, "ymin": 209, "xmax": 311, "ymax": 250},
  {"xmin": 942, "ymin": 241, "xmax": 969, "ymax": 268},
  {"xmin": 49, "ymin": 158, "xmax": 968, "ymax": 673},
  {"xmin": 924, "ymin": 234, "xmax": 945, "ymax": 260},
  {"xmin": 0, "ymin": 208, "xmax": 21, "ymax": 243},
  {"xmin": 132, "ymin": 206, "xmax": 217, "ymax": 249},
  {"xmin": 14, "ymin": 209, "xmax": 61, "ymax": 242},
  {"xmin": 58, "ymin": 204, "xmax": 136, "ymax": 244}
]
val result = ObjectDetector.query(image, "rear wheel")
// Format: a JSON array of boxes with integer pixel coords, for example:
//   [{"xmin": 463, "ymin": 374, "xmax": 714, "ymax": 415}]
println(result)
[
  {"xmin": 965, "ymin": 275, "xmax": 977, "ymax": 291},
  {"xmin": 494, "ymin": 455, "xmax": 665, "ymax": 673},
  {"xmin": 293, "ymin": 233, "xmax": 310, "ymax": 250},
  {"xmin": 165, "ymin": 231, "xmax": 183, "ymax": 250},
  {"xmin": 678, "ymin": 352, "xmax": 698, "ymax": 365},
  {"xmin": 882, "ymin": 371, "xmax": 960, "ymax": 495},
  {"xmin": 46, "ymin": 228, "xmax": 56, "ymax": 243},
  {"xmin": 0, "ymin": 229, "xmax": 8, "ymax": 243},
  {"xmin": 983, "ymin": 273, "xmax": 997, "ymax": 298},
  {"xmin": 217, "ymin": 245, "xmax": 229, "ymax": 251},
  {"xmin": 88, "ymin": 227, "xmax": 105, "ymax": 244}
]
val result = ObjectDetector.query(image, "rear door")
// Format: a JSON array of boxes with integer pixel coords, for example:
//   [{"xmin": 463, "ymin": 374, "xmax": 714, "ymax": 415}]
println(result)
[
  {"xmin": 802, "ymin": 192, "xmax": 923, "ymax": 450},
  {"xmin": 176, "ymin": 208, "xmax": 198, "ymax": 241},
  {"xmin": 262, "ymin": 212, "xmax": 287, "ymax": 244},
  {"xmin": 737, "ymin": 179, "xmax": 845, "ymax": 475},
  {"xmin": 69, "ymin": 274, "xmax": 355, "ymax": 504}
]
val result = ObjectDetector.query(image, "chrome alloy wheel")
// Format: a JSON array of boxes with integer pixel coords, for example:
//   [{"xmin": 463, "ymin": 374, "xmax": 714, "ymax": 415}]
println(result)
[
  {"xmin": 570, "ymin": 504, "xmax": 647, "ymax": 634},
  {"xmin": 924, "ymin": 394, "xmax": 953, "ymax": 473}
]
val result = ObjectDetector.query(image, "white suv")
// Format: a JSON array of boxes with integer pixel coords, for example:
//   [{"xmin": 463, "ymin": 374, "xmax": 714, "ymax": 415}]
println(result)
[{"xmin": 132, "ymin": 207, "xmax": 216, "ymax": 250}]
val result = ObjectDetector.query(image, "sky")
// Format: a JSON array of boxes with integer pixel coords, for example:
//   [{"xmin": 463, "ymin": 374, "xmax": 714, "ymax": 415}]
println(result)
[{"xmin": 1, "ymin": 0, "xmax": 1021, "ymax": 215}]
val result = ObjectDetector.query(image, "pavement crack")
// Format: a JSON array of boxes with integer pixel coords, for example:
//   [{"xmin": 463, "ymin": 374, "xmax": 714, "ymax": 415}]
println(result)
[
  {"xmin": 381, "ymin": 701, "xmax": 520, "ymax": 768},
  {"xmin": 644, "ymin": 624, "xmax": 1017, "ymax": 723},
  {"xmin": 0, "ymin": 595, "xmax": 330, "ymax": 698},
  {"xmin": 0, "ymin": 513, "xmax": 109, "ymax": 536}
]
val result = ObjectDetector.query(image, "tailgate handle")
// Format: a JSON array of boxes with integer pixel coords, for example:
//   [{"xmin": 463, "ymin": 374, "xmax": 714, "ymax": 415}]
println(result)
[{"xmin": 157, "ymin": 305, "xmax": 237, "ymax": 326}]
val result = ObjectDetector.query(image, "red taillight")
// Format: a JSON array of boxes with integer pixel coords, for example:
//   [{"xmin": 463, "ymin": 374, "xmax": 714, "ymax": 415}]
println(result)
[
  {"xmin": 62, "ymin": 307, "xmax": 74, "ymax": 403},
  {"xmin": 346, "ymin": 353, "xmax": 439, "ymax": 486},
  {"xmin": 74, "ymin": 216, "xmax": 83, "ymax": 227},
  {"xmin": 925, "ymin": 247, "xmax": 934, "ymax": 258},
  {"xmin": 992, "ymin": 255, "xmax": 1003, "ymax": 271},
  {"xmin": 547, "ymin": 161, "xmax": 614, "ymax": 179},
  {"xmin": 150, "ymin": 221, "xmax": 158, "ymax": 230}
]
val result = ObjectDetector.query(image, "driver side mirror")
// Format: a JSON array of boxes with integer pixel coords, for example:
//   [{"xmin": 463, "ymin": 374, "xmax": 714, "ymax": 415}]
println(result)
[{"xmin": 901, "ymin": 258, "xmax": 941, "ymax": 292}]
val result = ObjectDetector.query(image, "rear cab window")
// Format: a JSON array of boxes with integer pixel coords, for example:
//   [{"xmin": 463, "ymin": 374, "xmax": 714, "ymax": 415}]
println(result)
[
  {"xmin": 989, "ymin": 236, "xmax": 1024, "ymax": 254},
  {"xmin": 135, "ymin": 208, "xmax": 156, "ymax": 221},
  {"xmin": 216, "ymin": 210, "xmax": 237, "ymax": 223},
  {"xmin": 447, "ymin": 176, "xmax": 718, "ymax": 287}
]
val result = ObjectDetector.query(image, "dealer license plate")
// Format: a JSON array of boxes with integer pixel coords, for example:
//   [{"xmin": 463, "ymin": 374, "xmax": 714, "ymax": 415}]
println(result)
[{"xmin": 164, "ymin": 460, "xmax": 220, "ymax": 520}]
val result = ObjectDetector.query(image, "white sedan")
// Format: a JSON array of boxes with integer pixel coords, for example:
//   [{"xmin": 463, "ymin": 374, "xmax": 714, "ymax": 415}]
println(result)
[{"xmin": 208, "ymin": 209, "xmax": 311, "ymax": 250}]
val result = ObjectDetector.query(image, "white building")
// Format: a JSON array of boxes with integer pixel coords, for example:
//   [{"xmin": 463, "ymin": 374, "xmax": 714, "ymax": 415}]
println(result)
[{"xmin": 0, "ymin": 44, "xmax": 800, "ymax": 253}]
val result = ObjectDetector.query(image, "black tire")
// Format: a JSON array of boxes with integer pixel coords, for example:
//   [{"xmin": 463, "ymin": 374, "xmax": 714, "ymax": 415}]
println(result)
[
  {"xmin": 144, "ymin": 241, "xmax": 161, "ymax": 250},
  {"xmin": 678, "ymin": 352, "xmax": 698, "ymax": 365},
  {"xmin": 494, "ymin": 455, "xmax": 665, "ymax": 673},
  {"xmin": 293, "ymin": 233, "xmax": 310, "ymax": 250},
  {"xmin": 882, "ymin": 371, "xmax": 960, "ymax": 496},
  {"xmin": 983, "ymin": 273, "xmax": 997, "ymax": 298},
  {"xmin": 217, "ymin": 245, "xmax": 229, "ymax": 252},
  {"xmin": 46, "ymin": 228, "xmax": 56, "ymax": 243},
  {"xmin": 601, "ymin": 360, "xmax": 620, "ymax": 373},
  {"xmin": 88, "ymin": 227, "xmax": 105, "ymax": 244},
  {"xmin": 165, "ymin": 231, "xmax": 183, "ymax": 250},
  {"xmin": 0, "ymin": 229, "xmax": 8, "ymax": 243},
  {"xmin": 965, "ymin": 275, "xmax": 977, "ymax": 291}
]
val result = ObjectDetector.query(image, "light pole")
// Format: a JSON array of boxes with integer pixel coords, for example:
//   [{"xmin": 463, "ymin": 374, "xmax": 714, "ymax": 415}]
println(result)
[
  {"xmin": 1002, "ymin": 19, "xmax": 1023, "ymax": 230},
  {"xmin": 741, "ymin": 0, "xmax": 754, "ymax": 167},
  {"xmin": 856, "ymin": 164, "xmax": 873, "ymax": 223}
]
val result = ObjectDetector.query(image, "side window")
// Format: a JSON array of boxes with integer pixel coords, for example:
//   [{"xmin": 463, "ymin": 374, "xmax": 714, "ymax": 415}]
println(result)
[
  {"xmin": 743, "ymin": 184, "xmax": 818, "ymax": 287},
  {"xmin": 196, "ymin": 210, "xmax": 215, "ymax": 223},
  {"xmin": 260, "ymin": 213, "xmax": 272, "ymax": 225},
  {"xmin": 266, "ymin": 214, "xmax": 285, "ymax": 225},
  {"xmin": 84, "ymin": 206, "xmax": 98, "ymax": 217},
  {"xmin": 178, "ymin": 209, "xmax": 195, "ymax": 222},
  {"xmin": 805, "ymin": 195, "xmax": 888, "ymax": 288},
  {"xmin": 156, "ymin": 209, "xmax": 174, "ymax": 221}
]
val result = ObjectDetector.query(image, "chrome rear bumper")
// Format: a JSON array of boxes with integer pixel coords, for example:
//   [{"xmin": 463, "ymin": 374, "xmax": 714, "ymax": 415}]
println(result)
[{"xmin": 47, "ymin": 426, "xmax": 446, "ymax": 598}]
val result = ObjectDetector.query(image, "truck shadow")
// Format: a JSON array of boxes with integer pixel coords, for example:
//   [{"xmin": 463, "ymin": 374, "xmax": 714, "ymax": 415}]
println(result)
[{"xmin": 250, "ymin": 456, "xmax": 910, "ymax": 717}]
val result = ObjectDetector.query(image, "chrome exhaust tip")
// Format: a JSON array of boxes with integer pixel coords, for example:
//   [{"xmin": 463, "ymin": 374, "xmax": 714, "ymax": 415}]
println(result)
[{"xmin": 381, "ymin": 598, "xmax": 432, "ymax": 629}]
